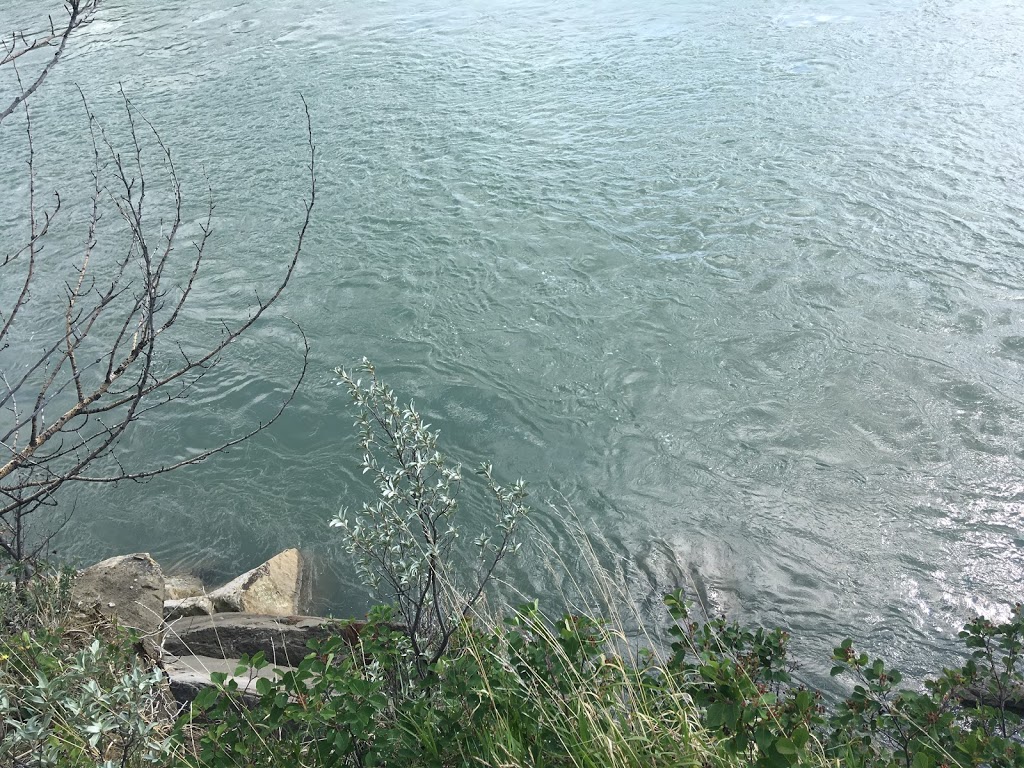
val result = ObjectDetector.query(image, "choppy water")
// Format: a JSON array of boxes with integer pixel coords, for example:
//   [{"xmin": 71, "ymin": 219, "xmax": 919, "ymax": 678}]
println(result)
[{"xmin": 3, "ymin": 0, "xmax": 1024, "ymax": 688}]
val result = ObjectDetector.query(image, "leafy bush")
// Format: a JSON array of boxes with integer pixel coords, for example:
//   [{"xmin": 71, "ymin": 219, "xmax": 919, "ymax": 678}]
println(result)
[
  {"xmin": 179, "ymin": 602, "xmax": 723, "ymax": 768},
  {"xmin": 0, "ymin": 565, "xmax": 74, "ymax": 637},
  {"xmin": 175, "ymin": 590, "xmax": 1024, "ymax": 768},
  {"xmin": 663, "ymin": 591, "xmax": 1023, "ymax": 768},
  {"xmin": 182, "ymin": 610, "xmax": 406, "ymax": 768},
  {"xmin": 388, "ymin": 601, "xmax": 720, "ymax": 768},
  {"xmin": 2, "ymin": 526, "xmax": 1014, "ymax": 768},
  {"xmin": 332, "ymin": 359, "xmax": 528, "ymax": 674},
  {"xmin": 664, "ymin": 589, "xmax": 823, "ymax": 767},
  {"xmin": 827, "ymin": 604, "xmax": 1024, "ymax": 768},
  {"xmin": 0, "ymin": 627, "xmax": 177, "ymax": 767}
]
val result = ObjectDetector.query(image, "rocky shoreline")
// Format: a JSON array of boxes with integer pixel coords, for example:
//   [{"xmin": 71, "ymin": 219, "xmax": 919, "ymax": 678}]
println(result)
[
  {"xmin": 68, "ymin": 551, "xmax": 1024, "ymax": 718},
  {"xmin": 70, "ymin": 549, "xmax": 336, "ymax": 705}
]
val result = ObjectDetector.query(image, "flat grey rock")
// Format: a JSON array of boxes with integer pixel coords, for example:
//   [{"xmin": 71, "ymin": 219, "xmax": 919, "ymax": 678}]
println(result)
[
  {"xmin": 164, "ymin": 654, "xmax": 293, "ymax": 705},
  {"xmin": 163, "ymin": 613, "xmax": 342, "ymax": 666}
]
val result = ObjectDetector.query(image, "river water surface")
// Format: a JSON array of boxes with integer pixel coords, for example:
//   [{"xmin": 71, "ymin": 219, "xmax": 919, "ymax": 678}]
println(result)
[{"xmin": 3, "ymin": 0, "xmax": 1024, "ymax": 688}]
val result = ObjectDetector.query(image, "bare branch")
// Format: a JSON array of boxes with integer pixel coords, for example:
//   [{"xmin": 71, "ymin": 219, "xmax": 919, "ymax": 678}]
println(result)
[
  {"xmin": 0, "ymin": 1, "xmax": 100, "ymax": 126},
  {"xmin": 1, "ymin": 2, "xmax": 317, "ymax": 570}
]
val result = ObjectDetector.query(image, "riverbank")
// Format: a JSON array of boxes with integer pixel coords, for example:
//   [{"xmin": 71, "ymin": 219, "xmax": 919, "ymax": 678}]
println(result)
[{"xmin": 2, "ymin": 552, "xmax": 1021, "ymax": 767}]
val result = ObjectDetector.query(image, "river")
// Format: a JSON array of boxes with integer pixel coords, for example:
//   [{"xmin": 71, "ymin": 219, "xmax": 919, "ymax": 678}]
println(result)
[{"xmin": 2, "ymin": 0, "xmax": 1023, "ymax": 689}]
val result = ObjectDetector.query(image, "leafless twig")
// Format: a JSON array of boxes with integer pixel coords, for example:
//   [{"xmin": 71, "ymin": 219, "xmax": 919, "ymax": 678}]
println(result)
[{"xmin": 0, "ymin": 2, "xmax": 316, "ymax": 576}]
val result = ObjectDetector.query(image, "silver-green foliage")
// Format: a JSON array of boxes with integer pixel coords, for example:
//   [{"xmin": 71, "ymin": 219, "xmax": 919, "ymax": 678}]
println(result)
[
  {"xmin": 0, "ymin": 634, "xmax": 176, "ymax": 767},
  {"xmin": 332, "ymin": 359, "xmax": 528, "ymax": 669}
]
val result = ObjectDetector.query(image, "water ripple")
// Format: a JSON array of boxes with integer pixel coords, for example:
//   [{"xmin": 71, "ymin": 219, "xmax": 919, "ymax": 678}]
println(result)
[{"xmin": 3, "ymin": 0, "xmax": 1023, "ymax": 689}]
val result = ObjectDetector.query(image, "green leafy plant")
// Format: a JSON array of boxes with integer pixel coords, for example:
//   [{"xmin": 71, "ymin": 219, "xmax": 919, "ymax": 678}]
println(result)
[
  {"xmin": 177, "ymin": 582, "xmax": 1024, "ymax": 768},
  {"xmin": 0, "ymin": 627, "xmax": 177, "ymax": 767},
  {"xmin": 182, "ymin": 615, "xmax": 406, "ymax": 768},
  {"xmin": 381, "ymin": 600, "xmax": 722, "ymax": 768},
  {"xmin": 0, "ymin": 563, "xmax": 74, "ymax": 636},
  {"xmin": 180, "ymin": 599, "xmax": 726, "ymax": 768},
  {"xmin": 332, "ymin": 359, "xmax": 529, "ymax": 675},
  {"xmin": 663, "ymin": 589, "xmax": 823, "ymax": 768},
  {"xmin": 828, "ymin": 604, "xmax": 1024, "ymax": 768}
]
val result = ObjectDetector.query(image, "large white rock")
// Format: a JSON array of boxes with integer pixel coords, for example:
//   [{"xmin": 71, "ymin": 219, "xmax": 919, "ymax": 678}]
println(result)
[{"xmin": 206, "ymin": 548, "xmax": 305, "ymax": 615}]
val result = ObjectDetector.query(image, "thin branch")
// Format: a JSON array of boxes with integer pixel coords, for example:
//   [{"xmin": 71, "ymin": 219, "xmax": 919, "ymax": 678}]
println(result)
[
  {"xmin": 0, "ymin": 1, "xmax": 99, "ymax": 126},
  {"xmin": 75, "ymin": 327, "xmax": 311, "ymax": 484},
  {"xmin": 1, "ymin": 3, "xmax": 317, "ymax": 572},
  {"xmin": 1, "ymin": 87, "xmax": 317, "ymax": 565}
]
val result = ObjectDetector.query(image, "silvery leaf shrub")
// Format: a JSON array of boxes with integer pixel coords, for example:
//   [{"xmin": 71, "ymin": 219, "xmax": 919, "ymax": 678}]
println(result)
[
  {"xmin": 0, "ymin": 630, "xmax": 176, "ymax": 767},
  {"xmin": 332, "ymin": 359, "xmax": 528, "ymax": 674}
]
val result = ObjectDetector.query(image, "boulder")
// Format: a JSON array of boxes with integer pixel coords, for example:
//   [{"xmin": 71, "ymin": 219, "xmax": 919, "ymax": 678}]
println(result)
[
  {"xmin": 163, "ymin": 653, "xmax": 289, "ymax": 706},
  {"xmin": 164, "ymin": 595, "xmax": 215, "ymax": 621},
  {"xmin": 165, "ymin": 574, "xmax": 205, "ymax": 600},
  {"xmin": 71, "ymin": 553, "xmax": 165, "ymax": 657},
  {"xmin": 206, "ymin": 548, "xmax": 306, "ymax": 615},
  {"xmin": 163, "ymin": 613, "xmax": 343, "ymax": 666}
]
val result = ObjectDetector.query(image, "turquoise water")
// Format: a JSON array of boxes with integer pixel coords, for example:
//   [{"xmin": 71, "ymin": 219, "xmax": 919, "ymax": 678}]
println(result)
[{"xmin": 3, "ymin": 0, "xmax": 1024, "ymax": 688}]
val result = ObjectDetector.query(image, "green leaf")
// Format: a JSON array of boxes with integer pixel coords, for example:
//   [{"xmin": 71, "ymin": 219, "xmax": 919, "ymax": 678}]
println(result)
[
  {"xmin": 775, "ymin": 737, "xmax": 797, "ymax": 755},
  {"xmin": 193, "ymin": 687, "xmax": 217, "ymax": 711},
  {"xmin": 256, "ymin": 677, "xmax": 273, "ymax": 697},
  {"xmin": 334, "ymin": 730, "xmax": 351, "ymax": 752},
  {"xmin": 706, "ymin": 701, "xmax": 728, "ymax": 729}
]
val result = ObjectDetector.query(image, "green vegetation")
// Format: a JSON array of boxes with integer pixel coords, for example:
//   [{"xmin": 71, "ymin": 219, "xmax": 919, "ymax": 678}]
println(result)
[
  {"xmin": 3, "ymin": 571, "xmax": 1021, "ymax": 767},
  {"xmin": 0, "ymin": 571, "xmax": 180, "ymax": 767},
  {"xmin": 177, "ymin": 596, "xmax": 1024, "ymax": 768},
  {"xmin": 331, "ymin": 359, "xmax": 528, "ymax": 673}
]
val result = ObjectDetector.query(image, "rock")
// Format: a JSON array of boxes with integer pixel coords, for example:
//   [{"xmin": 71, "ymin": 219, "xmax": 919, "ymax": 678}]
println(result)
[
  {"xmin": 207, "ymin": 548, "xmax": 306, "ymax": 615},
  {"xmin": 165, "ymin": 574, "xmax": 205, "ymax": 600},
  {"xmin": 163, "ymin": 613, "xmax": 348, "ymax": 666},
  {"xmin": 163, "ymin": 653, "xmax": 289, "ymax": 706},
  {"xmin": 72, "ymin": 553, "xmax": 165, "ymax": 657},
  {"xmin": 164, "ymin": 595, "xmax": 215, "ymax": 621},
  {"xmin": 956, "ymin": 683, "xmax": 1024, "ymax": 716}
]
